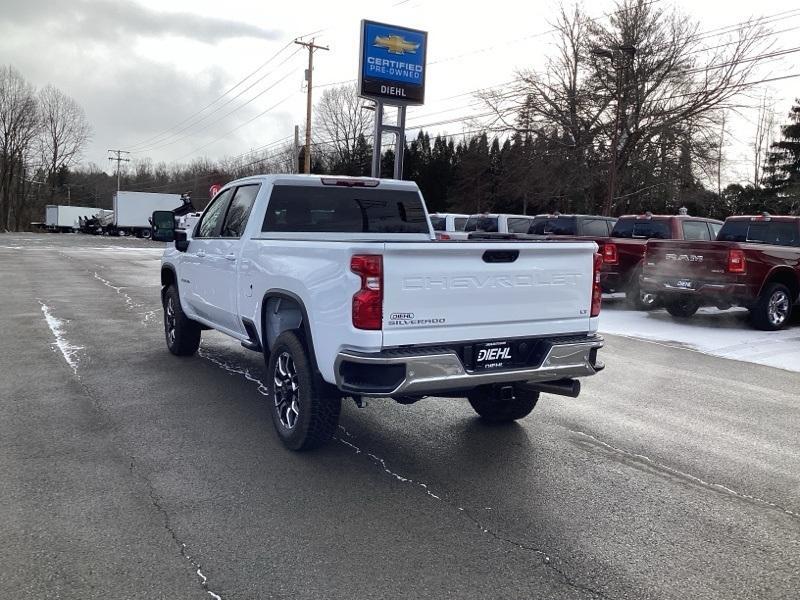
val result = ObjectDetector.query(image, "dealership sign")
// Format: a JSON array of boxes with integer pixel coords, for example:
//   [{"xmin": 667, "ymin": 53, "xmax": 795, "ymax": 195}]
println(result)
[{"xmin": 359, "ymin": 20, "xmax": 427, "ymax": 105}]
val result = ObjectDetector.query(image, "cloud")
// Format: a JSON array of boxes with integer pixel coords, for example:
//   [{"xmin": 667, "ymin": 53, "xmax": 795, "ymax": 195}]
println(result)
[{"xmin": 2, "ymin": 0, "xmax": 281, "ymax": 44}]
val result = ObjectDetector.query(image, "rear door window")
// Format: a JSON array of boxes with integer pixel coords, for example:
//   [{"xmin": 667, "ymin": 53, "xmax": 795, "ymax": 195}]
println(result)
[
  {"xmin": 262, "ymin": 185, "xmax": 429, "ymax": 233},
  {"xmin": 221, "ymin": 184, "xmax": 260, "ymax": 238},
  {"xmin": 531, "ymin": 217, "xmax": 578, "ymax": 235},
  {"xmin": 453, "ymin": 217, "xmax": 467, "ymax": 231},
  {"xmin": 682, "ymin": 221, "xmax": 711, "ymax": 241}
]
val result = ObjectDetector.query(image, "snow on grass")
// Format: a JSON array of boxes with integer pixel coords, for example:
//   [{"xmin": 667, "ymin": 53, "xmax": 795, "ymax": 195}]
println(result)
[
  {"xmin": 39, "ymin": 301, "xmax": 83, "ymax": 375},
  {"xmin": 599, "ymin": 299, "xmax": 800, "ymax": 373}
]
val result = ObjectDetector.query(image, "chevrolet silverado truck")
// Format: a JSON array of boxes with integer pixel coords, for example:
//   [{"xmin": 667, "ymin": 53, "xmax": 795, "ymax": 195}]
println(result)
[
  {"xmin": 598, "ymin": 213, "xmax": 724, "ymax": 310},
  {"xmin": 641, "ymin": 215, "xmax": 800, "ymax": 330},
  {"xmin": 151, "ymin": 175, "xmax": 604, "ymax": 450}
]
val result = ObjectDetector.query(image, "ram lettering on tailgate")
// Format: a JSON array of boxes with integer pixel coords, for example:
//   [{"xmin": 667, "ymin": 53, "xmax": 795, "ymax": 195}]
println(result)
[
  {"xmin": 665, "ymin": 253, "xmax": 704, "ymax": 263},
  {"xmin": 402, "ymin": 271, "xmax": 583, "ymax": 290}
]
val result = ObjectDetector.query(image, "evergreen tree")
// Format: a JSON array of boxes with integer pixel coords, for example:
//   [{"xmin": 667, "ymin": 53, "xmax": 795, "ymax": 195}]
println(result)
[{"xmin": 763, "ymin": 101, "xmax": 800, "ymax": 214}]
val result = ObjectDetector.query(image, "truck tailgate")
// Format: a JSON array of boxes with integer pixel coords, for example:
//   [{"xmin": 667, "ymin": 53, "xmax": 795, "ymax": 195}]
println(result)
[
  {"xmin": 381, "ymin": 241, "xmax": 596, "ymax": 347},
  {"xmin": 645, "ymin": 240, "xmax": 734, "ymax": 284}
]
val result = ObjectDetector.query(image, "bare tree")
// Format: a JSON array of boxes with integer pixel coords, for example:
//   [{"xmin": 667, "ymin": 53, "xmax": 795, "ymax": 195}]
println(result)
[
  {"xmin": 313, "ymin": 84, "xmax": 373, "ymax": 175},
  {"xmin": 38, "ymin": 84, "xmax": 92, "ymax": 199},
  {"xmin": 753, "ymin": 90, "xmax": 775, "ymax": 198},
  {"xmin": 0, "ymin": 66, "xmax": 39, "ymax": 230},
  {"xmin": 482, "ymin": 0, "xmax": 771, "ymax": 215}
]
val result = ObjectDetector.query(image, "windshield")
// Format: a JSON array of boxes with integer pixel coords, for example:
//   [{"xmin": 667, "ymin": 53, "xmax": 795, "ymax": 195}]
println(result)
[{"xmin": 464, "ymin": 216, "xmax": 499, "ymax": 232}]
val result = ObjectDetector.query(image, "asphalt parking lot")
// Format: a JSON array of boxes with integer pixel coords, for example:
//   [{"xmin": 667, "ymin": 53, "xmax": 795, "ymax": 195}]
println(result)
[{"xmin": 1, "ymin": 233, "xmax": 798, "ymax": 600}]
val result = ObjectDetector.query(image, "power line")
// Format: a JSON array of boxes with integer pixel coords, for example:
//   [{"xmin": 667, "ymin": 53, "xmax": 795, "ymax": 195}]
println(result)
[
  {"xmin": 131, "ymin": 49, "xmax": 302, "ymax": 154},
  {"xmin": 127, "ymin": 41, "xmax": 296, "ymax": 151}
]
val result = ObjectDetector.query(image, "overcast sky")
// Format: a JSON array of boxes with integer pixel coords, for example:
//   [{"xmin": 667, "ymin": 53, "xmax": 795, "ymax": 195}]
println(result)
[{"xmin": 2, "ymin": 0, "xmax": 798, "ymax": 186}]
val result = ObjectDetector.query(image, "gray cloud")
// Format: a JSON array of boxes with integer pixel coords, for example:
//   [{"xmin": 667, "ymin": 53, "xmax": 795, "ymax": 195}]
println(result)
[{"xmin": 3, "ymin": 0, "xmax": 281, "ymax": 44}]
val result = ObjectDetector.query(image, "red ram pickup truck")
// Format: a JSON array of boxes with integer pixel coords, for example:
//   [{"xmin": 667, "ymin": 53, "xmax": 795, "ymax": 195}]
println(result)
[
  {"xmin": 591, "ymin": 214, "xmax": 723, "ymax": 310},
  {"xmin": 641, "ymin": 215, "xmax": 800, "ymax": 330}
]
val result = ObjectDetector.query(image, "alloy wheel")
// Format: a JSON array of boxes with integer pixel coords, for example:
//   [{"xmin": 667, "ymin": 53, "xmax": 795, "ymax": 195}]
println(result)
[
  {"xmin": 274, "ymin": 352, "xmax": 300, "ymax": 429},
  {"xmin": 165, "ymin": 297, "xmax": 176, "ymax": 344},
  {"xmin": 768, "ymin": 290, "xmax": 790, "ymax": 327}
]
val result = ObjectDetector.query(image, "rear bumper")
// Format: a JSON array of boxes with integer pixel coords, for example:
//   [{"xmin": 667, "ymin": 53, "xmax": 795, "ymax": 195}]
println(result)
[
  {"xmin": 640, "ymin": 276, "xmax": 755, "ymax": 304},
  {"xmin": 334, "ymin": 335, "xmax": 604, "ymax": 397}
]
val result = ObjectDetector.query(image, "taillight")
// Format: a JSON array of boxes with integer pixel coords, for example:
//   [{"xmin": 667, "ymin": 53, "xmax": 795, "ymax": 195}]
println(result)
[
  {"xmin": 602, "ymin": 243, "xmax": 618, "ymax": 265},
  {"xmin": 351, "ymin": 254, "xmax": 383, "ymax": 330},
  {"xmin": 435, "ymin": 232, "xmax": 451, "ymax": 240},
  {"xmin": 727, "ymin": 249, "xmax": 746, "ymax": 274},
  {"xmin": 591, "ymin": 252, "xmax": 603, "ymax": 317}
]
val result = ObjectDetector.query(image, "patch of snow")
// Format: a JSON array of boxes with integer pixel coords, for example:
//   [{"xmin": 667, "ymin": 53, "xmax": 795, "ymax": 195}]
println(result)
[
  {"xmin": 599, "ymin": 301, "xmax": 800, "ymax": 373},
  {"xmin": 39, "ymin": 301, "xmax": 83, "ymax": 375}
]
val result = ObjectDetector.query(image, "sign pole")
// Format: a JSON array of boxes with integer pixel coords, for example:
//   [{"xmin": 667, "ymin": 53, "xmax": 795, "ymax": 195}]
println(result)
[
  {"xmin": 394, "ymin": 106, "xmax": 406, "ymax": 180},
  {"xmin": 371, "ymin": 101, "xmax": 383, "ymax": 178}
]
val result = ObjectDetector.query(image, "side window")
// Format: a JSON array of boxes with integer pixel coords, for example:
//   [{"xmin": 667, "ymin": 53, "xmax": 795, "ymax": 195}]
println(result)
[
  {"xmin": 582, "ymin": 219, "xmax": 610, "ymax": 236},
  {"xmin": 508, "ymin": 218, "xmax": 532, "ymax": 233},
  {"xmin": 709, "ymin": 222, "xmax": 722, "ymax": 239},
  {"xmin": 682, "ymin": 221, "xmax": 711, "ymax": 241},
  {"xmin": 221, "ymin": 185, "xmax": 260, "ymax": 238},
  {"xmin": 453, "ymin": 217, "xmax": 467, "ymax": 231},
  {"xmin": 196, "ymin": 188, "xmax": 234, "ymax": 238}
]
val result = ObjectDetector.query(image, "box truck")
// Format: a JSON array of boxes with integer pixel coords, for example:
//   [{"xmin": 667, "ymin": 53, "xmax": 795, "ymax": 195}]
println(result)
[
  {"xmin": 45, "ymin": 205, "xmax": 98, "ymax": 232},
  {"xmin": 108, "ymin": 192, "xmax": 183, "ymax": 238}
]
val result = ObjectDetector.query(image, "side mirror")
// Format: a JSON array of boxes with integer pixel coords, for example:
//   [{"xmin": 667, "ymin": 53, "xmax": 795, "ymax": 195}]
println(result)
[
  {"xmin": 175, "ymin": 230, "xmax": 189, "ymax": 252},
  {"xmin": 151, "ymin": 210, "xmax": 176, "ymax": 242}
]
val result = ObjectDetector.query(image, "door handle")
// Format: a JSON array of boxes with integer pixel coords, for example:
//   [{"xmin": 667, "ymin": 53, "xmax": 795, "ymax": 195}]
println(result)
[
  {"xmin": 225, "ymin": 253, "xmax": 236, "ymax": 261},
  {"xmin": 196, "ymin": 250, "xmax": 206, "ymax": 258}
]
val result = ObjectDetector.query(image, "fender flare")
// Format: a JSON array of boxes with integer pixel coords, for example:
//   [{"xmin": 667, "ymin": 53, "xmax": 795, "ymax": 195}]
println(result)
[{"xmin": 261, "ymin": 289, "xmax": 321, "ymax": 376}]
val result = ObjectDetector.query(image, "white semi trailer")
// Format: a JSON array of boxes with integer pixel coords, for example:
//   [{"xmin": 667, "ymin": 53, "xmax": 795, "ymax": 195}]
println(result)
[
  {"xmin": 45, "ymin": 205, "xmax": 97, "ymax": 232},
  {"xmin": 108, "ymin": 192, "xmax": 183, "ymax": 238}
]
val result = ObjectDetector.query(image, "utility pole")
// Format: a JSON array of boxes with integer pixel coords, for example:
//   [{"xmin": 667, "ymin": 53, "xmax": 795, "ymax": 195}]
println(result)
[
  {"xmin": 293, "ymin": 125, "xmax": 300, "ymax": 174},
  {"xmin": 107, "ymin": 149, "xmax": 130, "ymax": 192},
  {"xmin": 294, "ymin": 38, "xmax": 329, "ymax": 174}
]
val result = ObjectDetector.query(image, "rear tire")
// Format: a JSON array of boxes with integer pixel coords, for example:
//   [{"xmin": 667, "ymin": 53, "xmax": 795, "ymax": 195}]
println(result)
[
  {"xmin": 751, "ymin": 282, "xmax": 793, "ymax": 331},
  {"xmin": 468, "ymin": 385, "xmax": 539, "ymax": 423},
  {"xmin": 626, "ymin": 269, "xmax": 660, "ymax": 311},
  {"xmin": 266, "ymin": 331, "xmax": 341, "ymax": 451},
  {"xmin": 664, "ymin": 296, "xmax": 701, "ymax": 319},
  {"xmin": 163, "ymin": 285, "xmax": 201, "ymax": 356}
]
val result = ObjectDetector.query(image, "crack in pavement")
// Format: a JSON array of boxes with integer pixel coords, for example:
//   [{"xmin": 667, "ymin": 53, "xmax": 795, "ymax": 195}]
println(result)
[
  {"xmin": 569, "ymin": 429, "xmax": 800, "ymax": 521},
  {"xmin": 129, "ymin": 460, "xmax": 224, "ymax": 600},
  {"xmin": 196, "ymin": 345, "xmax": 615, "ymax": 599},
  {"xmin": 36, "ymin": 269, "xmax": 224, "ymax": 600}
]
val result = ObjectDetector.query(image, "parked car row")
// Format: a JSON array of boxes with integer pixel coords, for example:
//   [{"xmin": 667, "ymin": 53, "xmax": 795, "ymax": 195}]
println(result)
[{"xmin": 641, "ymin": 215, "xmax": 800, "ymax": 330}]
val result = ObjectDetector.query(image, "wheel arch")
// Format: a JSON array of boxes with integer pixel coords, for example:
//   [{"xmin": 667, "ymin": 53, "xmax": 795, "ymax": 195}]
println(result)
[
  {"xmin": 160, "ymin": 264, "xmax": 178, "ymax": 303},
  {"xmin": 261, "ymin": 289, "xmax": 321, "ymax": 375},
  {"xmin": 760, "ymin": 267, "xmax": 799, "ymax": 302}
]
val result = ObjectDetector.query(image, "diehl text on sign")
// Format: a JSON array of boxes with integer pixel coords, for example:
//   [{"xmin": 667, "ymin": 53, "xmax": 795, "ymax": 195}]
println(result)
[{"xmin": 359, "ymin": 20, "xmax": 427, "ymax": 106}]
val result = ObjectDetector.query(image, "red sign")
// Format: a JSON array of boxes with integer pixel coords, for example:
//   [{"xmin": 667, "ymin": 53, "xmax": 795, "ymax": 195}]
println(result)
[{"xmin": 209, "ymin": 183, "xmax": 221, "ymax": 198}]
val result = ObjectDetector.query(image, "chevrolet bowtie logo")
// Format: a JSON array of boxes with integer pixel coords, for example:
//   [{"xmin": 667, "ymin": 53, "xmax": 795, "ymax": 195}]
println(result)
[{"xmin": 373, "ymin": 34, "xmax": 420, "ymax": 55}]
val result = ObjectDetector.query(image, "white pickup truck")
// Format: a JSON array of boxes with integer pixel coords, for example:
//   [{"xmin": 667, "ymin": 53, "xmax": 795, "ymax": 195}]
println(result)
[{"xmin": 152, "ymin": 175, "xmax": 604, "ymax": 450}]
